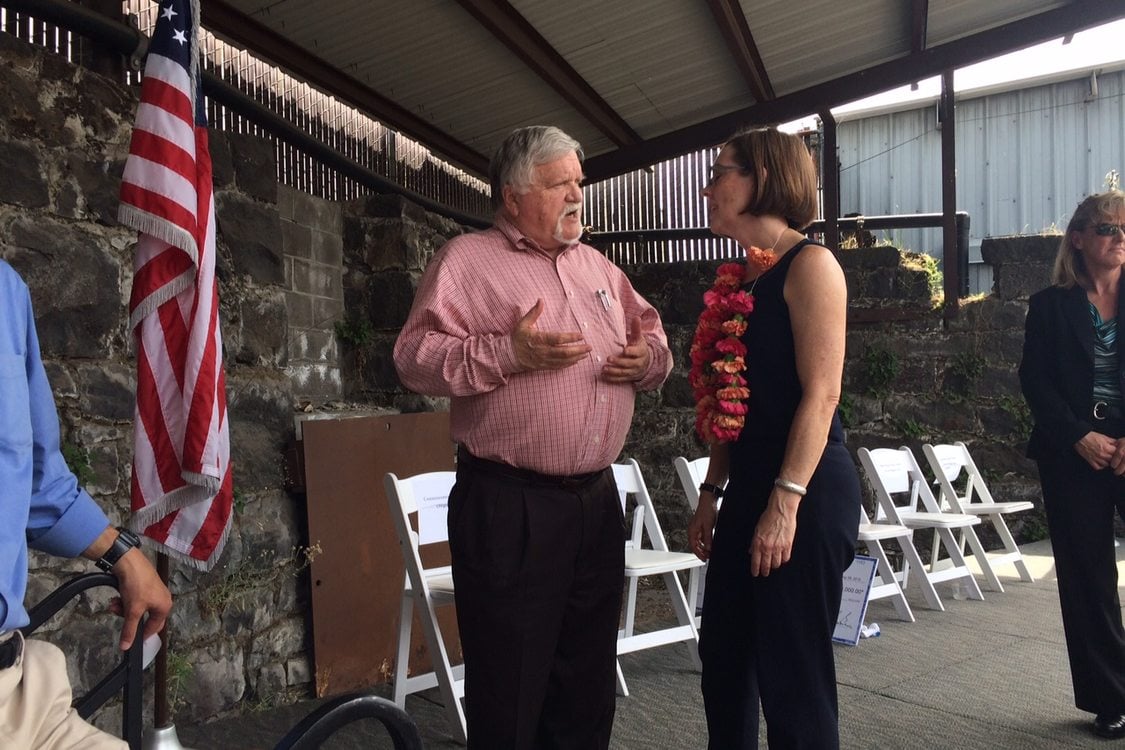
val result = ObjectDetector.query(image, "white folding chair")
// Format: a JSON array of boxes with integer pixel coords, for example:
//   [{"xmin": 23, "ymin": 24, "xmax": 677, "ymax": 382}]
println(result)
[
  {"xmin": 672, "ymin": 455, "xmax": 719, "ymax": 622},
  {"xmin": 857, "ymin": 446, "xmax": 987, "ymax": 604},
  {"xmin": 384, "ymin": 471, "xmax": 466, "ymax": 744},
  {"xmin": 614, "ymin": 459, "xmax": 705, "ymax": 697},
  {"xmin": 856, "ymin": 504, "xmax": 921, "ymax": 620},
  {"xmin": 923, "ymin": 441, "xmax": 1035, "ymax": 587}
]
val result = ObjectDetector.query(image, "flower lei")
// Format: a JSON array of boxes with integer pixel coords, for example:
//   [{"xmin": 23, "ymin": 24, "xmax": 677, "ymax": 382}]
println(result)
[{"xmin": 689, "ymin": 248, "xmax": 778, "ymax": 443}]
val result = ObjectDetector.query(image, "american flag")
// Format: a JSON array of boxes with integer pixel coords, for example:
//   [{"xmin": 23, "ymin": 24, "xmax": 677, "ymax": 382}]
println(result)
[{"xmin": 119, "ymin": 0, "xmax": 232, "ymax": 571}]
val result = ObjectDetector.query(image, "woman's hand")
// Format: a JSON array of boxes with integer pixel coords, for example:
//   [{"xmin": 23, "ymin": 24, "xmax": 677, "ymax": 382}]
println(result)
[
  {"xmin": 749, "ymin": 491, "xmax": 800, "ymax": 576},
  {"xmin": 1111, "ymin": 437, "xmax": 1125, "ymax": 475},
  {"xmin": 1076, "ymin": 431, "xmax": 1117, "ymax": 470},
  {"xmin": 688, "ymin": 499, "xmax": 718, "ymax": 562}
]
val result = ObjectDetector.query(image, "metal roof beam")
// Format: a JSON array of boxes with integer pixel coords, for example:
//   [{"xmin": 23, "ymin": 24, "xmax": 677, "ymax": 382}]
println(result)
[
  {"xmin": 912, "ymin": 0, "xmax": 929, "ymax": 54},
  {"xmin": 705, "ymin": 0, "xmax": 775, "ymax": 101},
  {"xmin": 453, "ymin": 0, "xmax": 640, "ymax": 147},
  {"xmin": 201, "ymin": 0, "xmax": 490, "ymax": 175},
  {"xmin": 585, "ymin": 0, "xmax": 1124, "ymax": 180}
]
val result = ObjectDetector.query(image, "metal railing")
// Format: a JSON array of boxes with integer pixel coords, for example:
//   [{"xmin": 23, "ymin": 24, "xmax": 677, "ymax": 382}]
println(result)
[{"xmin": 1, "ymin": 1, "xmax": 491, "ymax": 224}]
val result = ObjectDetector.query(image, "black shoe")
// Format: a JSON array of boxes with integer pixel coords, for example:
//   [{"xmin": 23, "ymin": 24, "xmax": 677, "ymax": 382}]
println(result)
[{"xmin": 1094, "ymin": 714, "xmax": 1125, "ymax": 739}]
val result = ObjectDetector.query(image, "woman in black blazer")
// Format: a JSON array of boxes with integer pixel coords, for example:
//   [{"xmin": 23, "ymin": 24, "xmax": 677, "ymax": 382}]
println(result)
[{"xmin": 1020, "ymin": 189, "xmax": 1125, "ymax": 739}]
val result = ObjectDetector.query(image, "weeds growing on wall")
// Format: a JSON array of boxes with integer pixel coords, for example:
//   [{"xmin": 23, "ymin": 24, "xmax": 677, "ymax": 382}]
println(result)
[
  {"xmin": 203, "ymin": 543, "xmax": 323, "ymax": 615},
  {"xmin": 998, "ymin": 394, "xmax": 1033, "ymax": 442},
  {"xmin": 901, "ymin": 250, "xmax": 943, "ymax": 304},
  {"xmin": 61, "ymin": 441, "xmax": 94, "ymax": 487},
  {"xmin": 862, "ymin": 347, "xmax": 900, "ymax": 398}
]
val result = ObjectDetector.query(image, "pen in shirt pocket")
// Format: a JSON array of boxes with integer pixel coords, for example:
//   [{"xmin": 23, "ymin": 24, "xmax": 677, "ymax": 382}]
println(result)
[{"xmin": 596, "ymin": 289, "xmax": 612, "ymax": 311}]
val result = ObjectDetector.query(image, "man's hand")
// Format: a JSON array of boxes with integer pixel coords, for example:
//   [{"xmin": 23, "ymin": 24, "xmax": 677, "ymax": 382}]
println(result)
[
  {"xmin": 602, "ymin": 317, "xmax": 651, "ymax": 383},
  {"xmin": 512, "ymin": 299, "xmax": 591, "ymax": 370},
  {"xmin": 109, "ymin": 547, "xmax": 172, "ymax": 650}
]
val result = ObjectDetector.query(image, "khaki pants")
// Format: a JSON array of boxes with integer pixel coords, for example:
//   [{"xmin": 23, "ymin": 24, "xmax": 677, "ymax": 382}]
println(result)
[{"xmin": 0, "ymin": 634, "xmax": 127, "ymax": 749}]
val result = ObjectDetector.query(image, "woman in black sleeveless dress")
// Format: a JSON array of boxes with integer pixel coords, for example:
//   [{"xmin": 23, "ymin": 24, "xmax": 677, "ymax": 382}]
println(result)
[{"xmin": 687, "ymin": 127, "xmax": 860, "ymax": 749}]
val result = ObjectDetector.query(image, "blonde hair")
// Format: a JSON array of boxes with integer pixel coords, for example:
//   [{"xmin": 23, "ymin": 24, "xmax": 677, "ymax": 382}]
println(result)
[
  {"xmin": 1053, "ymin": 190, "xmax": 1125, "ymax": 287},
  {"xmin": 724, "ymin": 127, "xmax": 819, "ymax": 229}
]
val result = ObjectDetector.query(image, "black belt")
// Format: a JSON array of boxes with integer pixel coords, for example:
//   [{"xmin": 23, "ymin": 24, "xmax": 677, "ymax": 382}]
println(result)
[
  {"xmin": 0, "ymin": 635, "xmax": 21, "ymax": 669},
  {"xmin": 457, "ymin": 447, "xmax": 607, "ymax": 489},
  {"xmin": 1093, "ymin": 401, "xmax": 1125, "ymax": 421}
]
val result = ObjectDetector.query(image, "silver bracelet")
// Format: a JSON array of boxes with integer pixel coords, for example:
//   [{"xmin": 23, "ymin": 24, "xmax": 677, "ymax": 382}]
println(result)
[{"xmin": 773, "ymin": 477, "xmax": 807, "ymax": 496}]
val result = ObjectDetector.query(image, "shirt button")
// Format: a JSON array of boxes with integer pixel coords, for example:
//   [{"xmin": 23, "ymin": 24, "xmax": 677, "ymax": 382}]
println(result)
[
  {"xmin": 596, "ymin": 356, "xmax": 602, "ymax": 362},
  {"xmin": 593, "ymin": 436, "xmax": 601, "ymax": 444},
  {"xmin": 600, "ymin": 395, "xmax": 607, "ymax": 403},
  {"xmin": 582, "ymin": 322, "xmax": 588, "ymax": 328},
  {"xmin": 568, "ymin": 291, "xmax": 574, "ymax": 298}
]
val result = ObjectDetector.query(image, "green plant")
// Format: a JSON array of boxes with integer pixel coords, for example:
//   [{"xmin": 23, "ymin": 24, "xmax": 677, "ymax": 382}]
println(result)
[
  {"xmin": 1020, "ymin": 515, "xmax": 1049, "ymax": 543},
  {"xmin": 61, "ymin": 441, "xmax": 94, "ymax": 487},
  {"xmin": 203, "ymin": 543, "xmax": 323, "ymax": 615},
  {"xmin": 837, "ymin": 392, "xmax": 855, "ymax": 428},
  {"xmin": 901, "ymin": 250, "xmax": 943, "ymax": 303},
  {"xmin": 896, "ymin": 418, "xmax": 925, "ymax": 440},
  {"xmin": 233, "ymin": 487, "xmax": 247, "ymax": 515},
  {"xmin": 334, "ymin": 317, "xmax": 373, "ymax": 348},
  {"xmin": 947, "ymin": 351, "xmax": 986, "ymax": 399},
  {"xmin": 862, "ymin": 347, "xmax": 900, "ymax": 397},
  {"xmin": 998, "ymin": 394, "xmax": 1034, "ymax": 441},
  {"xmin": 166, "ymin": 649, "xmax": 193, "ymax": 716}
]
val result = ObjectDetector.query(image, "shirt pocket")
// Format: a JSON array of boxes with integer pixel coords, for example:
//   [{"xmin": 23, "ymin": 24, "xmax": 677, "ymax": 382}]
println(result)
[{"xmin": 0, "ymin": 355, "xmax": 33, "ymax": 451}]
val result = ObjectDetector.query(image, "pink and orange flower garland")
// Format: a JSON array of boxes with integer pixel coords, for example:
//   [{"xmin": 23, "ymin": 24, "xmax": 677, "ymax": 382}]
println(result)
[{"xmin": 689, "ymin": 249, "xmax": 778, "ymax": 443}]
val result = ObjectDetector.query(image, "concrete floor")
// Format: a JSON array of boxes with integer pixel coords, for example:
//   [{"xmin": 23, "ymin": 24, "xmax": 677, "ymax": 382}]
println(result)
[{"xmin": 178, "ymin": 539, "xmax": 1125, "ymax": 749}]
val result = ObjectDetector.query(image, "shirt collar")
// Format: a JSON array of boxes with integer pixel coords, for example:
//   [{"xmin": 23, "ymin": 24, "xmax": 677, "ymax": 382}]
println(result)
[{"xmin": 495, "ymin": 214, "xmax": 578, "ymax": 257}]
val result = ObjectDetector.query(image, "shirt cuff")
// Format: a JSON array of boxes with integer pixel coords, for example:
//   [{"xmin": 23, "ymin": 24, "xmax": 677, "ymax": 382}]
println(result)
[
  {"xmin": 494, "ymin": 333, "xmax": 523, "ymax": 375},
  {"xmin": 30, "ymin": 490, "xmax": 111, "ymax": 559}
]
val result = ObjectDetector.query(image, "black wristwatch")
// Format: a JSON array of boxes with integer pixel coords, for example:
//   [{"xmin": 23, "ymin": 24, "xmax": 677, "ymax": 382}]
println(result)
[{"xmin": 95, "ymin": 527, "xmax": 142, "ymax": 572}]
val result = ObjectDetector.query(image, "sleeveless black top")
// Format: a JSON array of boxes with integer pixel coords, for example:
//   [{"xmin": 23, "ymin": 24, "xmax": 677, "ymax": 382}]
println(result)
[{"xmin": 734, "ymin": 239, "xmax": 846, "ymax": 450}]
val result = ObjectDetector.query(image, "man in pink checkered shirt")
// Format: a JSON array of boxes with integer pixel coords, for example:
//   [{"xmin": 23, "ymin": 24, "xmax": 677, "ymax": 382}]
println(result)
[{"xmin": 394, "ymin": 125, "xmax": 672, "ymax": 749}]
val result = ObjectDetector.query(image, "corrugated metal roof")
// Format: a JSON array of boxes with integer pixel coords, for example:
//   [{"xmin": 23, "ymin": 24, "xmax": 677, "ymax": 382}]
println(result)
[{"xmin": 211, "ymin": 0, "xmax": 1123, "ymax": 179}]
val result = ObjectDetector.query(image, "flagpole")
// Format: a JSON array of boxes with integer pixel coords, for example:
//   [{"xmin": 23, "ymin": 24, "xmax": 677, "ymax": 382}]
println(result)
[
  {"xmin": 154, "ymin": 552, "xmax": 170, "ymax": 729},
  {"xmin": 143, "ymin": 551, "xmax": 197, "ymax": 750}
]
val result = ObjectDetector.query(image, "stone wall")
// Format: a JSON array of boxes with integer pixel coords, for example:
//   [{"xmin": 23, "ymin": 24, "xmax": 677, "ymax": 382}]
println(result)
[{"xmin": 0, "ymin": 28, "xmax": 1062, "ymax": 730}]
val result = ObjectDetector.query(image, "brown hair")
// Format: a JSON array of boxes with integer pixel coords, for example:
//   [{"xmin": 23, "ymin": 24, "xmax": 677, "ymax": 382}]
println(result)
[
  {"xmin": 725, "ymin": 127, "xmax": 819, "ymax": 229},
  {"xmin": 1053, "ymin": 190, "xmax": 1125, "ymax": 287}
]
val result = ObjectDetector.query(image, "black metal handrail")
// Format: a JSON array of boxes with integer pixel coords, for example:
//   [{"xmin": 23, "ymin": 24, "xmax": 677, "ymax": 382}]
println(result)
[
  {"xmin": 20, "ymin": 572, "xmax": 145, "ymax": 750},
  {"xmin": 588, "ymin": 211, "xmax": 972, "ymax": 296},
  {"xmin": 274, "ymin": 692, "xmax": 423, "ymax": 750}
]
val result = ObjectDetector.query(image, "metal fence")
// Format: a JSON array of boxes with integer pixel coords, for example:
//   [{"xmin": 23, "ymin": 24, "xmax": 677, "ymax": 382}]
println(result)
[{"xmin": 1, "ymin": 2, "xmax": 491, "ymax": 216}]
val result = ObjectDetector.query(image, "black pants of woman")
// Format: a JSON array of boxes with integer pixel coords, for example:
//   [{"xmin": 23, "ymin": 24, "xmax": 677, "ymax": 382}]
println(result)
[
  {"xmin": 699, "ymin": 441, "xmax": 858, "ymax": 750},
  {"xmin": 1038, "ymin": 434, "xmax": 1125, "ymax": 715}
]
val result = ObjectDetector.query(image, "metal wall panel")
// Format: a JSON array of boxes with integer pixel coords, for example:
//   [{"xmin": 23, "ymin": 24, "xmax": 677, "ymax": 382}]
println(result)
[{"xmin": 836, "ymin": 68, "xmax": 1125, "ymax": 293}]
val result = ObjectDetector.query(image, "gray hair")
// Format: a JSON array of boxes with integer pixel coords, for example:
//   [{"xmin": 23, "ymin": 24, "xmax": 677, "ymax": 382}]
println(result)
[
  {"xmin": 1053, "ymin": 190, "xmax": 1125, "ymax": 287},
  {"xmin": 489, "ymin": 126, "xmax": 583, "ymax": 211}
]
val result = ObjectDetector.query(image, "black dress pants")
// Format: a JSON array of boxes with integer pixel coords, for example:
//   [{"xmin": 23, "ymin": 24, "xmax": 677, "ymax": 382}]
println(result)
[
  {"xmin": 448, "ymin": 453, "xmax": 625, "ymax": 750},
  {"xmin": 699, "ymin": 441, "xmax": 858, "ymax": 750},
  {"xmin": 1039, "ymin": 442, "xmax": 1125, "ymax": 715}
]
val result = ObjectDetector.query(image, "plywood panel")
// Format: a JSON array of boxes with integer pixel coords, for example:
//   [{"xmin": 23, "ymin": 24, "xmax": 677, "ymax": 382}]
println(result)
[{"xmin": 302, "ymin": 412, "xmax": 457, "ymax": 697}]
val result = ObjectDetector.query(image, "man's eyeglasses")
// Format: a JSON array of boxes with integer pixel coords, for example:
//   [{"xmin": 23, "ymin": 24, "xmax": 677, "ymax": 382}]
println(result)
[
  {"xmin": 1090, "ymin": 223, "xmax": 1125, "ymax": 237},
  {"xmin": 707, "ymin": 163, "xmax": 745, "ymax": 186}
]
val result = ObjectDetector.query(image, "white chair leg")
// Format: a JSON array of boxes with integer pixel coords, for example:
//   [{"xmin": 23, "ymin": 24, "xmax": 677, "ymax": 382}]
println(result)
[
  {"xmin": 898, "ymin": 533, "xmax": 944, "ymax": 611},
  {"xmin": 935, "ymin": 527, "xmax": 984, "ymax": 601},
  {"xmin": 993, "ymin": 513, "xmax": 1036, "ymax": 582},
  {"xmin": 616, "ymin": 658, "xmax": 629, "ymax": 697},
  {"xmin": 664, "ymin": 571, "xmax": 702, "ymax": 669},
  {"xmin": 624, "ymin": 577, "xmax": 640, "ymax": 637},
  {"xmin": 393, "ymin": 593, "xmax": 413, "ymax": 708},
  {"xmin": 418, "ymin": 596, "xmax": 467, "ymax": 743},
  {"xmin": 961, "ymin": 525, "xmax": 1004, "ymax": 593},
  {"xmin": 863, "ymin": 542, "xmax": 914, "ymax": 622}
]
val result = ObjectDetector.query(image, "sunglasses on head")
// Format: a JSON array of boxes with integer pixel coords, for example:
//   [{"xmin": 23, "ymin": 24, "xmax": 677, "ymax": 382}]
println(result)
[{"xmin": 1090, "ymin": 223, "xmax": 1125, "ymax": 237}]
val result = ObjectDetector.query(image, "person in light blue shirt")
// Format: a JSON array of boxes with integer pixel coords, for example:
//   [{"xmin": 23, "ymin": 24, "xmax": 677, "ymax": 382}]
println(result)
[{"xmin": 0, "ymin": 259, "xmax": 172, "ymax": 748}]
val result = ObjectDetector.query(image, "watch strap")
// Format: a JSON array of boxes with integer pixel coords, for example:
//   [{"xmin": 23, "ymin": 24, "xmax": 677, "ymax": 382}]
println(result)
[{"xmin": 95, "ymin": 527, "xmax": 141, "ymax": 573}]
